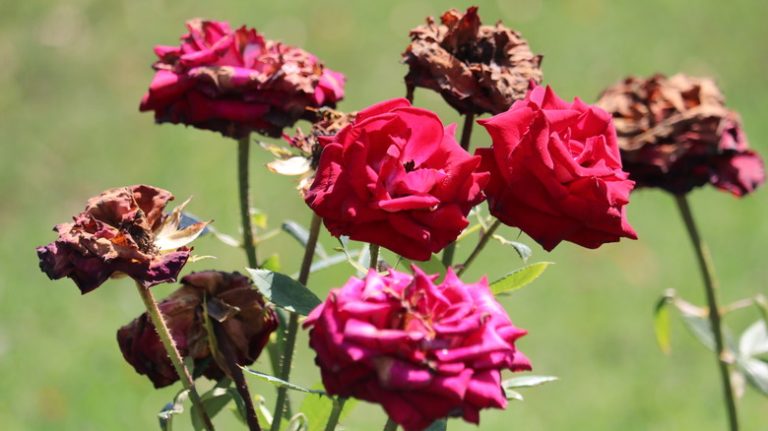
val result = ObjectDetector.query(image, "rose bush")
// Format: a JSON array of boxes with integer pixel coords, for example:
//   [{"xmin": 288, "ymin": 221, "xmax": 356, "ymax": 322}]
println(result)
[
  {"xmin": 304, "ymin": 98, "xmax": 489, "ymax": 260},
  {"xmin": 597, "ymin": 73, "xmax": 765, "ymax": 196},
  {"xmin": 36, "ymin": 185, "xmax": 207, "ymax": 294},
  {"xmin": 304, "ymin": 267, "xmax": 531, "ymax": 431},
  {"xmin": 140, "ymin": 19, "xmax": 345, "ymax": 138},
  {"xmin": 478, "ymin": 85, "xmax": 637, "ymax": 251},
  {"xmin": 117, "ymin": 271, "xmax": 278, "ymax": 388}
]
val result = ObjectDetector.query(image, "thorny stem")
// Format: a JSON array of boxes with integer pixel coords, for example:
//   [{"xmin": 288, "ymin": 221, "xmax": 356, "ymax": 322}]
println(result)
[
  {"xmin": 135, "ymin": 283, "xmax": 215, "ymax": 431},
  {"xmin": 323, "ymin": 397, "xmax": 347, "ymax": 431},
  {"xmin": 213, "ymin": 323, "xmax": 261, "ymax": 431},
  {"xmin": 270, "ymin": 214, "xmax": 322, "ymax": 431},
  {"xmin": 369, "ymin": 244, "xmax": 380, "ymax": 269},
  {"xmin": 457, "ymin": 220, "xmax": 501, "ymax": 277},
  {"xmin": 383, "ymin": 417, "xmax": 399, "ymax": 431},
  {"xmin": 442, "ymin": 113, "xmax": 476, "ymax": 267},
  {"xmin": 674, "ymin": 194, "xmax": 739, "ymax": 431},
  {"xmin": 238, "ymin": 134, "xmax": 258, "ymax": 269}
]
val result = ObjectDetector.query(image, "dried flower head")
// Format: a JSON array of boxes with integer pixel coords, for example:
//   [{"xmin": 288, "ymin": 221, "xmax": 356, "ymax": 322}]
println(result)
[
  {"xmin": 117, "ymin": 271, "xmax": 278, "ymax": 388},
  {"xmin": 403, "ymin": 6, "xmax": 542, "ymax": 115},
  {"xmin": 597, "ymin": 73, "xmax": 765, "ymax": 196},
  {"xmin": 37, "ymin": 185, "xmax": 208, "ymax": 294}
]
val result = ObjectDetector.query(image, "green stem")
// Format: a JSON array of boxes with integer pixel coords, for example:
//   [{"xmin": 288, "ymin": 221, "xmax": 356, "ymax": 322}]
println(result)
[
  {"xmin": 323, "ymin": 397, "xmax": 347, "ymax": 431},
  {"xmin": 238, "ymin": 134, "xmax": 258, "ymax": 268},
  {"xmin": 383, "ymin": 417, "xmax": 398, "ymax": 431},
  {"xmin": 270, "ymin": 214, "xmax": 322, "ymax": 431},
  {"xmin": 369, "ymin": 244, "xmax": 380, "ymax": 269},
  {"xmin": 674, "ymin": 194, "xmax": 739, "ymax": 431},
  {"xmin": 442, "ymin": 113, "xmax": 475, "ymax": 267},
  {"xmin": 457, "ymin": 220, "xmax": 501, "ymax": 277},
  {"xmin": 135, "ymin": 283, "xmax": 215, "ymax": 431}
]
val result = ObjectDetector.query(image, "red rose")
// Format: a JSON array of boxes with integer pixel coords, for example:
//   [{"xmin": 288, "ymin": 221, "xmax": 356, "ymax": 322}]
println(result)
[
  {"xmin": 304, "ymin": 98, "xmax": 489, "ymax": 260},
  {"xmin": 304, "ymin": 267, "xmax": 530, "ymax": 431},
  {"xmin": 117, "ymin": 271, "xmax": 278, "ymax": 388},
  {"xmin": 140, "ymin": 19, "xmax": 345, "ymax": 138},
  {"xmin": 478, "ymin": 85, "xmax": 637, "ymax": 251}
]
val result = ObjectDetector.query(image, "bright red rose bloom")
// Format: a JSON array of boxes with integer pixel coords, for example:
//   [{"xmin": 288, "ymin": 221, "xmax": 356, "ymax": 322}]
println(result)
[
  {"xmin": 140, "ymin": 19, "xmax": 345, "ymax": 138},
  {"xmin": 478, "ymin": 85, "xmax": 637, "ymax": 251},
  {"xmin": 304, "ymin": 98, "xmax": 489, "ymax": 261},
  {"xmin": 304, "ymin": 267, "xmax": 531, "ymax": 431}
]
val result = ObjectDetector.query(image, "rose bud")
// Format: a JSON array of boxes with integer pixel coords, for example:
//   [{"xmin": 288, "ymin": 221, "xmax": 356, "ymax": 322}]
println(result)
[
  {"xmin": 597, "ymin": 73, "xmax": 765, "ymax": 196},
  {"xmin": 478, "ymin": 85, "xmax": 637, "ymax": 251},
  {"xmin": 117, "ymin": 271, "xmax": 278, "ymax": 388},
  {"xmin": 36, "ymin": 185, "xmax": 208, "ymax": 294},
  {"xmin": 140, "ymin": 19, "xmax": 346, "ymax": 139},
  {"xmin": 304, "ymin": 98, "xmax": 489, "ymax": 261},
  {"xmin": 403, "ymin": 6, "xmax": 542, "ymax": 115},
  {"xmin": 304, "ymin": 267, "xmax": 531, "ymax": 431}
]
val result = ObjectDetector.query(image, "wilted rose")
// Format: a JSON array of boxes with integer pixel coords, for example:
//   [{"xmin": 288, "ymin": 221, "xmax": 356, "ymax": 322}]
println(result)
[
  {"xmin": 117, "ymin": 271, "xmax": 278, "ymax": 388},
  {"xmin": 403, "ymin": 6, "xmax": 542, "ymax": 115},
  {"xmin": 478, "ymin": 85, "xmax": 637, "ymax": 251},
  {"xmin": 304, "ymin": 98, "xmax": 489, "ymax": 261},
  {"xmin": 597, "ymin": 73, "xmax": 765, "ymax": 196},
  {"xmin": 304, "ymin": 267, "xmax": 530, "ymax": 431},
  {"xmin": 140, "ymin": 19, "xmax": 345, "ymax": 138},
  {"xmin": 36, "ymin": 185, "xmax": 207, "ymax": 294}
]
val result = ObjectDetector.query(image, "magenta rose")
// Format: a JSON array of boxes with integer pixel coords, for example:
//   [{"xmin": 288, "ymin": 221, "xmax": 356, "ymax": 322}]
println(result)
[
  {"xmin": 304, "ymin": 98, "xmax": 489, "ymax": 260},
  {"xmin": 478, "ymin": 85, "xmax": 638, "ymax": 251},
  {"xmin": 304, "ymin": 267, "xmax": 531, "ymax": 431},
  {"xmin": 117, "ymin": 271, "xmax": 278, "ymax": 388},
  {"xmin": 140, "ymin": 19, "xmax": 345, "ymax": 138},
  {"xmin": 36, "ymin": 185, "xmax": 207, "ymax": 294}
]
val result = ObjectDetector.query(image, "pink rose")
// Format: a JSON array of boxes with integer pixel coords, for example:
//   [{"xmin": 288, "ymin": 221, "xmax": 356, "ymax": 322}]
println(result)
[
  {"xmin": 478, "ymin": 85, "xmax": 638, "ymax": 251},
  {"xmin": 140, "ymin": 19, "xmax": 345, "ymax": 138},
  {"xmin": 304, "ymin": 267, "xmax": 531, "ymax": 431},
  {"xmin": 36, "ymin": 185, "xmax": 206, "ymax": 294},
  {"xmin": 117, "ymin": 271, "xmax": 278, "ymax": 388},
  {"xmin": 304, "ymin": 98, "xmax": 489, "ymax": 260}
]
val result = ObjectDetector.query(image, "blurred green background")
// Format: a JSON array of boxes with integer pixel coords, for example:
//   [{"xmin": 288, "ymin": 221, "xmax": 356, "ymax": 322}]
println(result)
[{"xmin": 1, "ymin": 0, "xmax": 766, "ymax": 429}]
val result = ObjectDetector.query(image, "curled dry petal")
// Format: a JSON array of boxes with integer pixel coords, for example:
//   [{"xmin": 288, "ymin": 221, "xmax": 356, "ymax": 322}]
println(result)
[
  {"xmin": 403, "ymin": 6, "xmax": 542, "ymax": 115},
  {"xmin": 304, "ymin": 98, "xmax": 489, "ymax": 261},
  {"xmin": 140, "ymin": 19, "xmax": 346, "ymax": 138},
  {"xmin": 36, "ymin": 185, "xmax": 208, "ymax": 294},
  {"xmin": 596, "ymin": 73, "xmax": 765, "ymax": 196},
  {"xmin": 478, "ymin": 85, "xmax": 637, "ymax": 251},
  {"xmin": 304, "ymin": 267, "xmax": 530, "ymax": 431},
  {"xmin": 117, "ymin": 271, "xmax": 278, "ymax": 388}
]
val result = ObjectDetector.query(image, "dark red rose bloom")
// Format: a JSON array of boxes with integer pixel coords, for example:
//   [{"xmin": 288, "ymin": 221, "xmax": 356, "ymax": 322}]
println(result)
[
  {"xmin": 37, "ymin": 185, "xmax": 207, "ymax": 294},
  {"xmin": 140, "ymin": 19, "xmax": 345, "ymax": 138},
  {"xmin": 597, "ymin": 73, "xmax": 765, "ymax": 196},
  {"xmin": 478, "ymin": 85, "xmax": 637, "ymax": 251},
  {"xmin": 305, "ymin": 267, "xmax": 530, "ymax": 431},
  {"xmin": 403, "ymin": 7, "xmax": 542, "ymax": 115},
  {"xmin": 117, "ymin": 271, "xmax": 278, "ymax": 388},
  {"xmin": 304, "ymin": 98, "xmax": 489, "ymax": 261}
]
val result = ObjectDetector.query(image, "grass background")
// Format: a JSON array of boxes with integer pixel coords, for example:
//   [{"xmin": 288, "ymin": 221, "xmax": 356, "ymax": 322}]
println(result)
[{"xmin": 1, "ymin": 0, "xmax": 766, "ymax": 429}]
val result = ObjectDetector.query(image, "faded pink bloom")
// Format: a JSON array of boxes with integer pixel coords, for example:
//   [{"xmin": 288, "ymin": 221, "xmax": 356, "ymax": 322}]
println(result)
[
  {"xmin": 304, "ymin": 98, "xmax": 489, "ymax": 261},
  {"xmin": 118, "ymin": 271, "xmax": 278, "ymax": 388},
  {"xmin": 37, "ymin": 185, "xmax": 207, "ymax": 294},
  {"xmin": 304, "ymin": 267, "xmax": 530, "ymax": 431},
  {"xmin": 140, "ymin": 19, "xmax": 345, "ymax": 138}
]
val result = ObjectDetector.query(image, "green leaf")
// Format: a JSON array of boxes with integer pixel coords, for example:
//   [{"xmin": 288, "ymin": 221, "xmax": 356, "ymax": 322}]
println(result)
[
  {"xmin": 502, "ymin": 375, "xmax": 558, "ymax": 389},
  {"xmin": 261, "ymin": 254, "xmax": 281, "ymax": 272},
  {"xmin": 739, "ymin": 320, "xmax": 768, "ymax": 358},
  {"xmin": 243, "ymin": 368, "xmax": 326, "ymax": 395},
  {"xmin": 653, "ymin": 296, "xmax": 672, "ymax": 354},
  {"xmin": 490, "ymin": 262, "xmax": 552, "ymax": 296},
  {"xmin": 282, "ymin": 220, "xmax": 328, "ymax": 258},
  {"xmin": 505, "ymin": 389, "xmax": 524, "ymax": 401},
  {"xmin": 246, "ymin": 268, "xmax": 321, "ymax": 316},
  {"xmin": 158, "ymin": 389, "xmax": 189, "ymax": 431},
  {"xmin": 251, "ymin": 209, "xmax": 268, "ymax": 230},
  {"xmin": 299, "ymin": 386, "xmax": 357, "ymax": 431},
  {"xmin": 191, "ymin": 387, "xmax": 233, "ymax": 431},
  {"xmin": 677, "ymin": 309, "xmax": 716, "ymax": 351},
  {"xmin": 423, "ymin": 419, "xmax": 447, "ymax": 431},
  {"xmin": 736, "ymin": 357, "xmax": 768, "ymax": 396},
  {"xmin": 491, "ymin": 234, "xmax": 532, "ymax": 263}
]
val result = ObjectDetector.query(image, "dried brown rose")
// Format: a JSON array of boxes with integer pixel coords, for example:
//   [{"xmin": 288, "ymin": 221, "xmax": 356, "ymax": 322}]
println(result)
[
  {"xmin": 117, "ymin": 271, "xmax": 278, "ymax": 388},
  {"xmin": 403, "ymin": 6, "xmax": 542, "ymax": 115},
  {"xmin": 36, "ymin": 185, "xmax": 208, "ymax": 294},
  {"xmin": 597, "ymin": 74, "xmax": 765, "ymax": 196}
]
